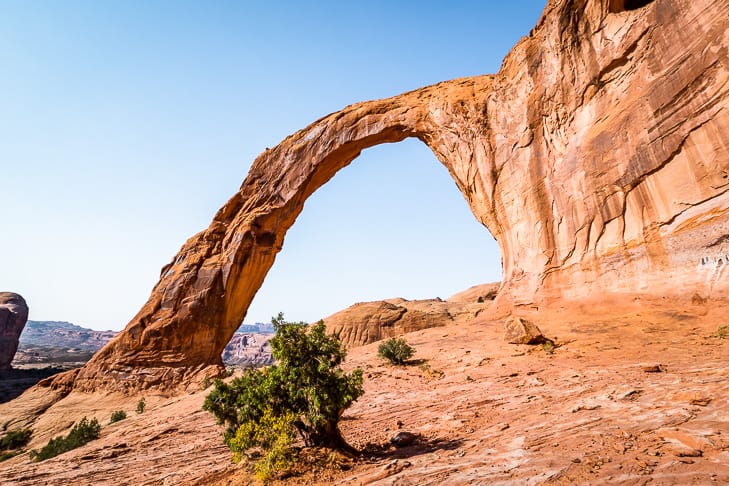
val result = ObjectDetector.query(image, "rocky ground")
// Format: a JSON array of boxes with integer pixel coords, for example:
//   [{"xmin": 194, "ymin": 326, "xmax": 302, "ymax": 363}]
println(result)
[{"xmin": 1, "ymin": 295, "xmax": 728, "ymax": 485}]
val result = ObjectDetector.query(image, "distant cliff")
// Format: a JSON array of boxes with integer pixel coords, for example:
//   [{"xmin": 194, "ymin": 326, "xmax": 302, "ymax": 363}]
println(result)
[{"xmin": 14, "ymin": 321, "xmax": 272, "ymax": 367}]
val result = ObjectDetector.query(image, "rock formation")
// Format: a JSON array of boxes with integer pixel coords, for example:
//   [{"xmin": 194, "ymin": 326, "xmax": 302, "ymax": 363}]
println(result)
[
  {"xmin": 57, "ymin": 0, "xmax": 726, "ymax": 393},
  {"xmin": 0, "ymin": 293, "xmax": 29, "ymax": 371},
  {"xmin": 447, "ymin": 282, "xmax": 500, "ymax": 303},
  {"xmin": 324, "ymin": 298, "xmax": 486, "ymax": 349}
]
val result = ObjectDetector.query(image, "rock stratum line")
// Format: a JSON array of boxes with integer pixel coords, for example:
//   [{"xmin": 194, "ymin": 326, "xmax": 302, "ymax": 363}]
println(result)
[{"xmin": 59, "ymin": 0, "xmax": 727, "ymax": 393}]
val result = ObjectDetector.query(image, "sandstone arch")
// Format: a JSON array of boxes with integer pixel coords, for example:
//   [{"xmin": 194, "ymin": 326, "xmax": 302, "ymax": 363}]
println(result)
[{"xmin": 67, "ymin": 0, "xmax": 728, "ymax": 393}]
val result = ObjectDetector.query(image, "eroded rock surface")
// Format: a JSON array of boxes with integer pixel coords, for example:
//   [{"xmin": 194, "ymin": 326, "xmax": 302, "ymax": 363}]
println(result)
[
  {"xmin": 0, "ymin": 293, "xmax": 29, "ymax": 371},
  {"xmin": 324, "ymin": 298, "xmax": 486, "ymax": 349},
  {"xmin": 59, "ymin": 0, "xmax": 727, "ymax": 392}
]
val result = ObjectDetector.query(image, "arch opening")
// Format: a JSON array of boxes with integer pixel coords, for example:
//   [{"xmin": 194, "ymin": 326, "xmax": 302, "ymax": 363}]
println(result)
[{"xmin": 241, "ymin": 138, "xmax": 502, "ymax": 329}]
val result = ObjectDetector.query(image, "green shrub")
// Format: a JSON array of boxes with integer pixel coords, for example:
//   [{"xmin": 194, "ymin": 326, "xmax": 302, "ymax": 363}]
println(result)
[
  {"xmin": 0, "ymin": 429, "xmax": 32, "ymax": 461},
  {"xmin": 204, "ymin": 313, "xmax": 364, "ymax": 477},
  {"xmin": 0, "ymin": 429, "xmax": 32, "ymax": 451},
  {"xmin": 713, "ymin": 325, "xmax": 729, "ymax": 339},
  {"xmin": 230, "ymin": 407, "xmax": 297, "ymax": 480},
  {"xmin": 378, "ymin": 337, "xmax": 415, "ymax": 365},
  {"xmin": 30, "ymin": 417, "xmax": 100, "ymax": 461},
  {"xmin": 136, "ymin": 398, "xmax": 146, "ymax": 414},
  {"xmin": 109, "ymin": 410, "xmax": 127, "ymax": 424}
]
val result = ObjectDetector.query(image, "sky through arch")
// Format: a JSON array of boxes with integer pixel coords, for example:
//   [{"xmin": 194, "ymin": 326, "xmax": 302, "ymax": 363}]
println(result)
[{"xmin": 245, "ymin": 138, "xmax": 502, "ymax": 325}]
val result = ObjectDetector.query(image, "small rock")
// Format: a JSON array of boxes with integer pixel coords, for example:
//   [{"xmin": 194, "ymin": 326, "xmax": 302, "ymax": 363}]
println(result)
[
  {"xmin": 642, "ymin": 364, "xmax": 665, "ymax": 373},
  {"xmin": 689, "ymin": 397, "xmax": 712, "ymax": 406},
  {"xmin": 390, "ymin": 431, "xmax": 418, "ymax": 447},
  {"xmin": 504, "ymin": 317, "xmax": 547, "ymax": 344}
]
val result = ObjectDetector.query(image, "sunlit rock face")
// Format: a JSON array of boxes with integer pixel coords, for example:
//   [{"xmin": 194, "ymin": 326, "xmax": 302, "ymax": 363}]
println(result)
[
  {"xmin": 64, "ymin": 0, "xmax": 728, "ymax": 393},
  {"xmin": 0, "ymin": 292, "xmax": 29, "ymax": 371}
]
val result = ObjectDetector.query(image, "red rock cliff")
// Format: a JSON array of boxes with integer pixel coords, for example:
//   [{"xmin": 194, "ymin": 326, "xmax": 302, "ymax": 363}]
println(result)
[{"xmin": 66, "ymin": 0, "xmax": 728, "ymax": 392}]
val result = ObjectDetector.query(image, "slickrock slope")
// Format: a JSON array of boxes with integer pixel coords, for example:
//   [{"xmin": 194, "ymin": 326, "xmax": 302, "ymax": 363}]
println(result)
[
  {"xmin": 1, "ymin": 296, "xmax": 728, "ymax": 485},
  {"xmin": 50, "ymin": 0, "xmax": 729, "ymax": 393},
  {"xmin": 324, "ymin": 298, "xmax": 488, "ymax": 348},
  {"xmin": 0, "ymin": 293, "xmax": 29, "ymax": 371}
]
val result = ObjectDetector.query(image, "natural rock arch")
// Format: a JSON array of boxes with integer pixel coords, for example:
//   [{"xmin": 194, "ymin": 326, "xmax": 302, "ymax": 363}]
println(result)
[
  {"xmin": 72, "ymin": 78, "xmax": 505, "ymax": 392},
  {"xmin": 64, "ymin": 0, "xmax": 727, "ymax": 393}
]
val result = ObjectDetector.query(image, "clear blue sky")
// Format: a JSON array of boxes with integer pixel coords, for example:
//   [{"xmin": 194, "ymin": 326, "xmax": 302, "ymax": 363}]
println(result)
[{"xmin": 1, "ymin": 1, "xmax": 545, "ymax": 331}]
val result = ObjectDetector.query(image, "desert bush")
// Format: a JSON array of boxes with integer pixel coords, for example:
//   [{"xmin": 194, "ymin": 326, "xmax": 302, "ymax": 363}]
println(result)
[
  {"xmin": 136, "ymin": 397, "xmax": 146, "ymax": 414},
  {"xmin": 110, "ymin": 410, "xmax": 127, "ymax": 424},
  {"xmin": 30, "ymin": 417, "xmax": 100, "ymax": 461},
  {"xmin": 230, "ymin": 407, "xmax": 297, "ymax": 480},
  {"xmin": 0, "ymin": 429, "xmax": 32, "ymax": 461},
  {"xmin": 0, "ymin": 429, "xmax": 32, "ymax": 451},
  {"xmin": 378, "ymin": 337, "xmax": 415, "ymax": 365},
  {"xmin": 204, "ymin": 313, "xmax": 364, "ymax": 478},
  {"xmin": 713, "ymin": 325, "xmax": 729, "ymax": 339}
]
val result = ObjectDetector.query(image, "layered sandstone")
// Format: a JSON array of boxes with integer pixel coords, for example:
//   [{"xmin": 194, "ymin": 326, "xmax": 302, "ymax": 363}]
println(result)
[
  {"xmin": 0, "ymin": 293, "xmax": 29, "ymax": 371},
  {"xmin": 324, "ymin": 298, "xmax": 487, "ymax": 349},
  {"xmin": 59, "ymin": 0, "xmax": 727, "ymax": 392}
]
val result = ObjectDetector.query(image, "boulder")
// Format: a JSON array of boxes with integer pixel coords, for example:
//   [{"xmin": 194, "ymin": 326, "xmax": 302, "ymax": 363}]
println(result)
[
  {"xmin": 0, "ymin": 292, "xmax": 29, "ymax": 371},
  {"xmin": 504, "ymin": 317, "xmax": 546, "ymax": 345}
]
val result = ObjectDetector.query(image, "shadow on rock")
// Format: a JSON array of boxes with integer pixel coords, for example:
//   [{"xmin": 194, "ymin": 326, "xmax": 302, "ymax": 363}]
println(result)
[{"xmin": 359, "ymin": 436, "xmax": 465, "ymax": 461}]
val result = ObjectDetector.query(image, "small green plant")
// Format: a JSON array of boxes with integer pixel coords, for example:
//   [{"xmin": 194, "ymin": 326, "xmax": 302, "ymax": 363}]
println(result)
[
  {"xmin": 419, "ymin": 362, "xmax": 444, "ymax": 379},
  {"xmin": 713, "ymin": 325, "xmax": 729, "ymax": 339},
  {"xmin": 30, "ymin": 417, "xmax": 100, "ymax": 461},
  {"xmin": 0, "ymin": 429, "xmax": 32, "ymax": 450},
  {"xmin": 136, "ymin": 398, "xmax": 146, "ymax": 414},
  {"xmin": 0, "ymin": 429, "xmax": 32, "ymax": 462},
  {"xmin": 204, "ymin": 313, "xmax": 364, "ymax": 479},
  {"xmin": 541, "ymin": 339, "xmax": 556, "ymax": 354},
  {"xmin": 109, "ymin": 410, "xmax": 127, "ymax": 424},
  {"xmin": 378, "ymin": 337, "xmax": 415, "ymax": 365},
  {"xmin": 230, "ymin": 408, "xmax": 298, "ymax": 481}
]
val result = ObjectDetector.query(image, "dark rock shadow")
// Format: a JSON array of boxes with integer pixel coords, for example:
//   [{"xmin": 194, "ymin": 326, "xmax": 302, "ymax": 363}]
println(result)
[{"xmin": 359, "ymin": 436, "xmax": 465, "ymax": 461}]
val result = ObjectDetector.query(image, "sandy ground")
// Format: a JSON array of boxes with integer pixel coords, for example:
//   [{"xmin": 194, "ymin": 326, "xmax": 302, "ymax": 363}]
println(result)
[{"xmin": 1, "ymin": 295, "xmax": 728, "ymax": 485}]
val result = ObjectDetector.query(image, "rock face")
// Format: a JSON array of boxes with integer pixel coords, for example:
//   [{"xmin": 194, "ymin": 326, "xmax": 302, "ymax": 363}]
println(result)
[
  {"xmin": 62, "ymin": 0, "xmax": 728, "ymax": 393},
  {"xmin": 0, "ymin": 293, "xmax": 29, "ymax": 371},
  {"xmin": 324, "ymin": 298, "xmax": 486, "ymax": 349},
  {"xmin": 447, "ymin": 282, "xmax": 500, "ymax": 303}
]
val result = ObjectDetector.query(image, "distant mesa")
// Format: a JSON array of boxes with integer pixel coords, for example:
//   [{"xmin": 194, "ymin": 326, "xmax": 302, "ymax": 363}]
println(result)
[
  {"xmin": 42, "ymin": 0, "xmax": 729, "ymax": 393},
  {"xmin": 0, "ymin": 292, "xmax": 29, "ymax": 371}
]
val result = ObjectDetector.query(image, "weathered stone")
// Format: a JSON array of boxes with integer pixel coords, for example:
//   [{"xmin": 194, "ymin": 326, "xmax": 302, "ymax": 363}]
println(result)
[
  {"xmin": 0, "ymin": 292, "xmax": 29, "ymax": 371},
  {"xmin": 324, "ymin": 298, "xmax": 474, "ymax": 348},
  {"xmin": 447, "ymin": 283, "xmax": 500, "ymax": 303},
  {"xmin": 58, "ymin": 0, "xmax": 728, "ymax": 393},
  {"xmin": 390, "ymin": 431, "xmax": 418, "ymax": 447},
  {"xmin": 504, "ymin": 317, "xmax": 546, "ymax": 345}
]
